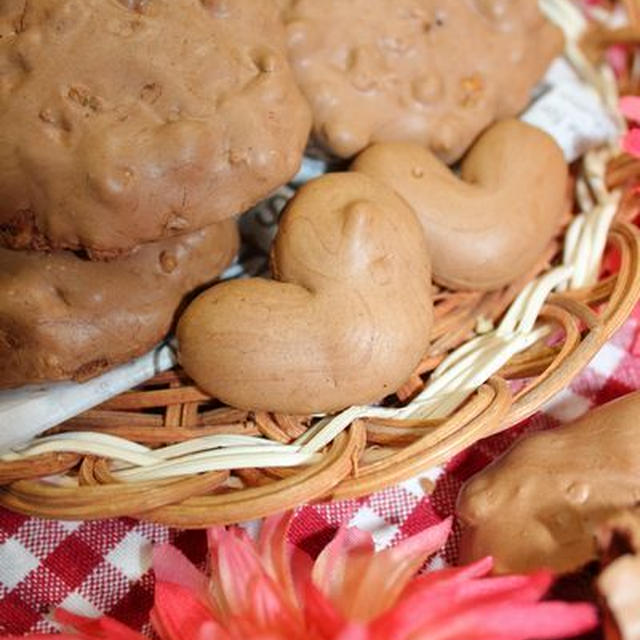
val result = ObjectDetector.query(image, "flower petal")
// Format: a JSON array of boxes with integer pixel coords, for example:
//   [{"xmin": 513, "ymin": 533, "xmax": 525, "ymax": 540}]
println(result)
[
  {"xmin": 236, "ymin": 573, "xmax": 304, "ymax": 638},
  {"xmin": 314, "ymin": 518, "xmax": 452, "ymax": 621},
  {"xmin": 373, "ymin": 570, "xmax": 596, "ymax": 640},
  {"xmin": 383, "ymin": 569, "xmax": 552, "ymax": 635},
  {"xmin": 207, "ymin": 524, "xmax": 301, "ymax": 633},
  {"xmin": 312, "ymin": 524, "xmax": 375, "ymax": 604},
  {"xmin": 620, "ymin": 96, "xmax": 640, "ymax": 123},
  {"xmin": 3, "ymin": 636, "xmax": 79, "ymax": 640},
  {"xmin": 334, "ymin": 622, "xmax": 371, "ymax": 640},
  {"xmin": 398, "ymin": 557, "xmax": 494, "ymax": 599},
  {"xmin": 257, "ymin": 512, "xmax": 313, "ymax": 608},
  {"xmin": 150, "ymin": 581, "xmax": 225, "ymax": 640},
  {"xmin": 208, "ymin": 527, "xmax": 265, "ymax": 619},
  {"xmin": 303, "ymin": 581, "xmax": 348, "ymax": 640},
  {"xmin": 405, "ymin": 601, "xmax": 597, "ymax": 640},
  {"xmin": 54, "ymin": 610, "xmax": 147, "ymax": 640},
  {"xmin": 153, "ymin": 544, "xmax": 209, "ymax": 605},
  {"xmin": 622, "ymin": 128, "xmax": 640, "ymax": 158}
]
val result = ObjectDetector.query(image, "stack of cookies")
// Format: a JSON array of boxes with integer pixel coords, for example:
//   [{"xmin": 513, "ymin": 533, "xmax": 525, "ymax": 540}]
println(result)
[
  {"xmin": 0, "ymin": 0, "xmax": 311, "ymax": 387},
  {"xmin": 0, "ymin": 0, "xmax": 564, "ymax": 394}
]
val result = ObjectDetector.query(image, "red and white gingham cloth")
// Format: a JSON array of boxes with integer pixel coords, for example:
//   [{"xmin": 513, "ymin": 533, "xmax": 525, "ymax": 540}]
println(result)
[{"xmin": 2, "ymin": 303, "xmax": 640, "ymax": 635}]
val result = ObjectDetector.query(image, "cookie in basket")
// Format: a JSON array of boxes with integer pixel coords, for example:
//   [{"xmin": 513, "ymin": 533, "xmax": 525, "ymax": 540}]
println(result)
[
  {"xmin": 177, "ymin": 172, "xmax": 433, "ymax": 414},
  {"xmin": 177, "ymin": 119, "xmax": 569, "ymax": 413},
  {"xmin": 280, "ymin": 0, "xmax": 562, "ymax": 160},
  {"xmin": 0, "ymin": 0, "xmax": 311, "ymax": 257},
  {"xmin": 0, "ymin": 219, "xmax": 238, "ymax": 387},
  {"xmin": 352, "ymin": 119, "xmax": 568, "ymax": 290}
]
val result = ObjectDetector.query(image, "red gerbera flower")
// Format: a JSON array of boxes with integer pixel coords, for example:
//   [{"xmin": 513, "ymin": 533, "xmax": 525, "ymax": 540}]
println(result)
[{"xmin": 8, "ymin": 514, "xmax": 596, "ymax": 640}]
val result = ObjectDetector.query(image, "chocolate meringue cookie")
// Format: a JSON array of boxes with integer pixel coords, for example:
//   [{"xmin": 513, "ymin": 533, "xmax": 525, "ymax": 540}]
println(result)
[
  {"xmin": 457, "ymin": 392, "xmax": 640, "ymax": 574},
  {"xmin": 0, "ymin": 220, "xmax": 238, "ymax": 387},
  {"xmin": 177, "ymin": 172, "xmax": 433, "ymax": 414},
  {"xmin": 280, "ymin": 0, "xmax": 562, "ymax": 161},
  {"xmin": 0, "ymin": 0, "xmax": 311, "ymax": 256},
  {"xmin": 352, "ymin": 119, "xmax": 568, "ymax": 291}
]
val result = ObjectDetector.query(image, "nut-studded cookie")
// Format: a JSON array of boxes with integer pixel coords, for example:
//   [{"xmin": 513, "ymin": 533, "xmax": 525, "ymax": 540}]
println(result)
[
  {"xmin": 0, "ymin": 0, "xmax": 311, "ymax": 256},
  {"xmin": 0, "ymin": 219, "xmax": 238, "ymax": 387},
  {"xmin": 280, "ymin": 0, "xmax": 562, "ymax": 161}
]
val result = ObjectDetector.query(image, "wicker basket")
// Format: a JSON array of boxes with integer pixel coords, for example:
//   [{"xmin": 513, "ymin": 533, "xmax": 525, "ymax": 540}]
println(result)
[
  {"xmin": 2, "ymin": 5, "xmax": 640, "ymax": 525},
  {"xmin": 0, "ymin": 202, "xmax": 638, "ymax": 526}
]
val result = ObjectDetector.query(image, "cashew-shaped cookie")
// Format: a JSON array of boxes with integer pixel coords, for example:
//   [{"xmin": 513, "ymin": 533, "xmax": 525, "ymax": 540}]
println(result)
[
  {"xmin": 177, "ymin": 172, "xmax": 433, "ymax": 414},
  {"xmin": 352, "ymin": 119, "xmax": 568, "ymax": 291}
]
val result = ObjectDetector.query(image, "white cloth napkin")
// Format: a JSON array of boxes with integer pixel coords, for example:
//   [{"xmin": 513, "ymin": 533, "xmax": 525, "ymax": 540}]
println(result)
[{"xmin": 0, "ymin": 344, "xmax": 175, "ymax": 452}]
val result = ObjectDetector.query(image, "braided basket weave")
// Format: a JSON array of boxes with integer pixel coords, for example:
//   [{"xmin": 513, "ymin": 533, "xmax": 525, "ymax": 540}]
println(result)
[{"xmin": 2, "ymin": 4, "xmax": 640, "ymax": 526}]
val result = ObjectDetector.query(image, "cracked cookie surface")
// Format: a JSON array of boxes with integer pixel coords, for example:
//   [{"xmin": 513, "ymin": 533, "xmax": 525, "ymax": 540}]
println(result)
[
  {"xmin": 281, "ymin": 0, "xmax": 562, "ymax": 161},
  {"xmin": 0, "ymin": 0, "xmax": 310, "ymax": 256}
]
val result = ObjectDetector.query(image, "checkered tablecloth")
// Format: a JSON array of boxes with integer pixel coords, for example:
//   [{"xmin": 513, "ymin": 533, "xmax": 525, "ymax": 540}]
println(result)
[{"xmin": 2, "ymin": 303, "xmax": 640, "ymax": 636}]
